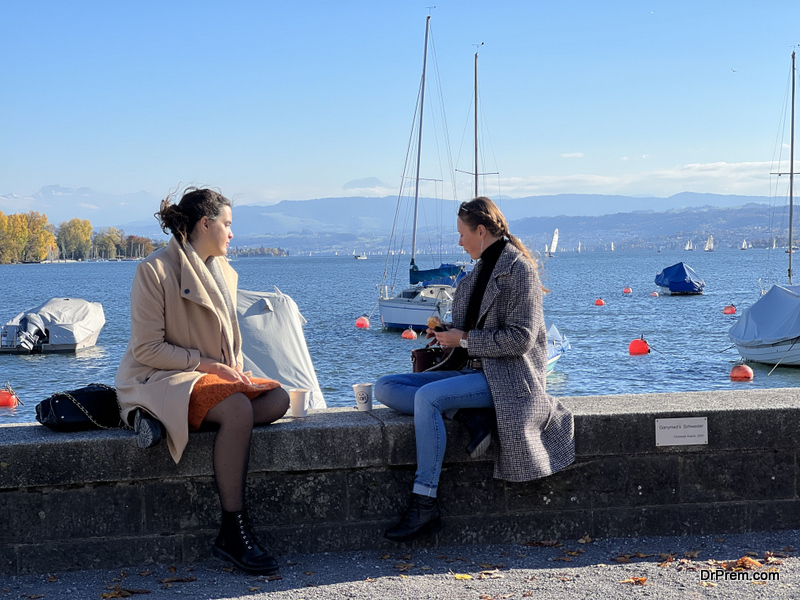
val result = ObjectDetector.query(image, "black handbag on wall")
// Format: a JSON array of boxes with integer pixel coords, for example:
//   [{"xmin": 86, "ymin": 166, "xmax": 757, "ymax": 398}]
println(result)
[{"xmin": 35, "ymin": 383, "xmax": 125, "ymax": 431}]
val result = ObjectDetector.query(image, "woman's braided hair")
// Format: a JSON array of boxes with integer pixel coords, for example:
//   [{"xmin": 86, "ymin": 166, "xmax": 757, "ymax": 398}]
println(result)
[{"xmin": 458, "ymin": 196, "xmax": 547, "ymax": 291}]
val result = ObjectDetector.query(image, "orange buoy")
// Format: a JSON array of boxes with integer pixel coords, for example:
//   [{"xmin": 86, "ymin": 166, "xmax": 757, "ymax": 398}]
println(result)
[
  {"xmin": 623, "ymin": 287, "xmax": 633, "ymax": 294},
  {"xmin": 0, "ymin": 383, "xmax": 19, "ymax": 408},
  {"xmin": 355, "ymin": 316, "xmax": 370, "ymax": 329},
  {"xmin": 730, "ymin": 364, "xmax": 754, "ymax": 381},
  {"xmin": 595, "ymin": 298, "xmax": 605, "ymax": 306},
  {"xmin": 650, "ymin": 291, "xmax": 659, "ymax": 297},
  {"xmin": 628, "ymin": 337, "xmax": 650, "ymax": 355},
  {"xmin": 401, "ymin": 328, "xmax": 418, "ymax": 340},
  {"xmin": 723, "ymin": 304, "xmax": 736, "ymax": 315}
]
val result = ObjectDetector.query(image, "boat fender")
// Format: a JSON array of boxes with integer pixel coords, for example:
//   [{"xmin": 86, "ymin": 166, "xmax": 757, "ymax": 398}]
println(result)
[
  {"xmin": 623, "ymin": 287, "xmax": 633, "ymax": 294},
  {"xmin": 594, "ymin": 298, "xmax": 605, "ymax": 306},
  {"xmin": 723, "ymin": 304, "xmax": 736, "ymax": 315},
  {"xmin": 628, "ymin": 336, "xmax": 650, "ymax": 355},
  {"xmin": 730, "ymin": 364, "xmax": 754, "ymax": 381},
  {"xmin": 0, "ymin": 382, "xmax": 20, "ymax": 408},
  {"xmin": 650, "ymin": 292, "xmax": 659, "ymax": 297},
  {"xmin": 355, "ymin": 316, "xmax": 370, "ymax": 329},
  {"xmin": 401, "ymin": 328, "xmax": 418, "ymax": 340}
]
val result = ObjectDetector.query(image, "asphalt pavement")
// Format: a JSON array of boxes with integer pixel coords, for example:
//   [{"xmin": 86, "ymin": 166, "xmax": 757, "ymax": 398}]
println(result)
[{"xmin": 3, "ymin": 530, "xmax": 799, "ymax": 599}]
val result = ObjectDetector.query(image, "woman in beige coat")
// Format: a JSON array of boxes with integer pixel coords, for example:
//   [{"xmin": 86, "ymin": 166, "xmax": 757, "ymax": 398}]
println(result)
[{"xmin": 115, "ymin": 188, "xmax": 289, "ymax": 574}]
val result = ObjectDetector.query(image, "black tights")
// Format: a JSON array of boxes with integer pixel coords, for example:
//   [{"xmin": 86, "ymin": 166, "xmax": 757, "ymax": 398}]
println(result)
[{"xmin": 203, "ymin": 387, "xmax": 290, "ymax": 512}]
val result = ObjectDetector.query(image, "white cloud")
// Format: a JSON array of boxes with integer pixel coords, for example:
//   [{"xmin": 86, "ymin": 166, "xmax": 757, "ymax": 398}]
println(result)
[
  {"xmin": 77, "ymin": 202, "xmax": 100, "ymax": 209},
  {"xmin": 560, "ymin": 152, "xmax": 584, "ymax": 158},
  {"xmin": 493, "ymin": 160, "xmax": 797, "ymax": 197}
]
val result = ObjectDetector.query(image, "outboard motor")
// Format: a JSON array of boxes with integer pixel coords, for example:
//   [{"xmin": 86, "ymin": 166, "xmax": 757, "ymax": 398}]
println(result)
[{"xmin": 18, "ymin": 313, "xmax": 46, "ymax": 350}]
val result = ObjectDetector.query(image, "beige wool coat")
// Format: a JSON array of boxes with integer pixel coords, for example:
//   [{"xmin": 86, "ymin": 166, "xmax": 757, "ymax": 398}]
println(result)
[{"xmin": 115, "ymin": 237, "xmax": 243, "ymax": 463}]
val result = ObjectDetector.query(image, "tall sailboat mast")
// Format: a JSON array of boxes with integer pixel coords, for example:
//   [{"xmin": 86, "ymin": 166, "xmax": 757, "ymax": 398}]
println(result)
[
  {"xmin": 790, "ymin": 50, "xmax": 796, "ymax": 285},
  {"xmin": 474, "ymin": 48, "xmax": 479, "ymax": 198},
  {"xmin": 410, "ymin": 15, "xmax": 430, "ymax": 269}
]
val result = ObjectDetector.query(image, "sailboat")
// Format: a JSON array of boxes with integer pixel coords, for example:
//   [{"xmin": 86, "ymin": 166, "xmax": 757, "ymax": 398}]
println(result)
[
  {"xmin": 610, "ymin": 242, "xmax": 615, "ymax": 252},
  {"xmin": 576, "ymin": 241, "xmax": 582, "ymax": 253},
  {"xmin": 684, "ymin": 239, "xmax": 694, "ymax": 251},
  {"xmin": 704, "ymin": 234, "xmax": 714, "ymax": 252},
  {"xmin": 741, "ymin": 239, "xmax": 748, "ymax": 250},
  {"xmin": 377, "ymin": 16, "xmax": 462, "ymax": 330},
  {"xmin": 546, "ymin": 229, "xmax": 558, "ymax": 257},
  {"xmin": 730, "ymin": 51, "xmax": 800, "ymax": 366}
]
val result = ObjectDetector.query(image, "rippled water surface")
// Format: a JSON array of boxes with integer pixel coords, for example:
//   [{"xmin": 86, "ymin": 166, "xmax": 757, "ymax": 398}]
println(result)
[{"xmin": 0, "ymin": 248, "xmax": 796, "ymax": 424}]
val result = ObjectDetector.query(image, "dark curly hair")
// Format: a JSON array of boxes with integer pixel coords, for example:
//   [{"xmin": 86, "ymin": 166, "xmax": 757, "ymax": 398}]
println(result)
[{"xmin": 156, "ymin": 187, "xmax": 232, "ymax": 244}]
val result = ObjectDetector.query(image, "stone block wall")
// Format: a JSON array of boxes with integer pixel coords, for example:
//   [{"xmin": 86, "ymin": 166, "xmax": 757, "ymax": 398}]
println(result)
[{"xmin": 1, "ymin": 389, "xmax": 800, "ymax": 575}]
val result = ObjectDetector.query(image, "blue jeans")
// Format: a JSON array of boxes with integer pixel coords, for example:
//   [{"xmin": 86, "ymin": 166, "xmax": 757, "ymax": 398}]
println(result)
[{"xmin": 374, "ymin": 370, "xmax": 493, "ymax": 498}]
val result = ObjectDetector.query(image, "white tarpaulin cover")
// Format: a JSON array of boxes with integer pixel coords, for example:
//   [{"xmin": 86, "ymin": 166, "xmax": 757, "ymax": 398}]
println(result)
[
  {"xmin": 9, "ymin": 297, "xmax": 105, "ymax": 345},
  {"xmin": 237, "ymin": 288, "xmax": 326, "ymax": 409},
  {"xmin": 729, "ymin": 284, "xmax": 800, "ymax": 346}
]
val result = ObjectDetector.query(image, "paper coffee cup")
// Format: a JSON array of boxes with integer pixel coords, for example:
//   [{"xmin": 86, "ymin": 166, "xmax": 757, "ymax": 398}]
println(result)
[
  {"xmin": 353, "ymin": 383, "xmax": 373, "ymax": 411},
  {"xmin": 289, "ymin": 388, "xmax": 310, "ymax": 417}
]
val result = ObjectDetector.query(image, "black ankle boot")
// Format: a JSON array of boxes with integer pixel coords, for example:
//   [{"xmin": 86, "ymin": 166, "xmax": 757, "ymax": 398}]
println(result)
[
  {"xmin": 453, "ymin": 408, "xmax": 495, "ymax": 458},
  {"xmin": 212, "ymin": 510, "xmax": 279, "ymax": 575},
  {"xmin": 384, "ymin": 493, "xmax": 442, "ymax": 543}
]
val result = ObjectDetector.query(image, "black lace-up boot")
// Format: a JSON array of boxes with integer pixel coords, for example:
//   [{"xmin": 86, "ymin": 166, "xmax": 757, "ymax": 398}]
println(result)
[
  {"xmin": 452, "ymin": 407, "xmax": 495, "ymax": 458},
  {"xmin": 212, "ymin": 510, "xmax": 279, "ymax": 575},
  {"xmin": 384, "ymin": 493, "xmax": 442, "ymax": 543}
]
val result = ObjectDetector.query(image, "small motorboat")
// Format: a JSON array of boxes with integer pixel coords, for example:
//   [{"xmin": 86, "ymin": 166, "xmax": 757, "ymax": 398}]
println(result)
[
  {"xmin": 0, "ymin": 298, "xmax": 105, "ymax": 354},
  {"xmin": 546, "ymin": 322, "xmax": 570, "ymax": 373},
  {"xmin": 654, "ymin": 262, "xmax": 705, "ymax": 295}
]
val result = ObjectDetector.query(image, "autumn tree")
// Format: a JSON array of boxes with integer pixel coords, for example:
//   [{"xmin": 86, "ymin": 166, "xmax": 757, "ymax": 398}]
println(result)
[
  {"xmin": 21, "ymin": 212, "xmax": 56, "ymax": 262},
  {"xmin": 94, "ymin": 227, "xmax": 123, "ymax": 259},
  {"xmin": 124, "ymin": 235, "xmax": 155, "ymax": 258},
  {"xmin": 56, "ymin": 219, "xmax": 93, "ymax": 260},
  {"xmin": 0, "ymin": 212, "xmax": 30, "ymax": 263}
]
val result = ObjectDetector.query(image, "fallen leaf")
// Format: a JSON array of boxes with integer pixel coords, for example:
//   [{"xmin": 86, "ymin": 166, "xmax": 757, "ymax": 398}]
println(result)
[
  {"xmin": 248, "ymin": 588, "xmax": 259, "ymax": 592},
  {"xmin": 46, "ymin": 575, "xmax": 59, "ymax": 582},
  {"xmin": 393, "ymin": 563, "xmax": 414, "ymax": 571},
  {"xmin": 157, "ymin": 576, "xmax": 196, "ymax": 584},
  {"xmin": 304, "ymin": 571, "xmax": 315, "ymax": 576},
  {"xmin": 168, "ymin": 566, "xmax": 177, "ymax": 573},
  {"xmin": 399, "ymin": 574, "xmax": 407, "ymax": 579},
  {"xmin": 565, "ymin": 550, "xmax": 584, "ymax": 556},
  {"xmin": 633, "ymin": 552, "xmax": 653, "ymax": 558},
  {"xmin": 595, "ymin": 564, "xmax": 607, "ymax": 568},
  {"xmin": 684, "ymin": 550, "xmax": 701, "ymax": 559},
  {"xmin": 285, "ymin": 560, "xmax": 298, "ymax": 566},
  {"xmin": 577, "ymin": 534, "xmax": 592, "ymax": 544},
  {"xmin": 495, "ymin": 563, "xmax": 507, "ymax": 569},
  {"xmin": 401, "ymin": 554, "xmax": 412, "ymax": 560},
  {"xmin": 524, "ymin": 539, "xmax": 560, "ymax": 547},
  {"xmin": 557, "ymin": 576, "xmax": 571, "ymax": 582},
  {"xmin": 517, "ymin": 554, "xmax": 527, "ymax": 558},
  {"xmin": 120, "ymin": 571, "xmax": 128, "ymax": 578},
  {"xmin": 479, "ymin": 596, "xmax": 493, "ymax": 600},
  {"xmin": 751, "ymin": 581, "xmax": 768, "ymax": 585},
  {"xmin": 765, "ymin": 556, "xmax": 783, "ymax": 565},
  {"xmin": 420, "ymin": 566, "xmax": 431, "ymax": 571},
  {"xmin": 138, "ymin": 570, "xmax": 153, "ymax": 577},
  {"xmin": 365, "ymin": 577, "xmax": 375, "ymax": 582},
  {"xmin": 612, "ymin": 555, "xmax": 631, "ymax": 564},
  {"xmin": 478, "ymin": 563, "xmax": 494, "ymax": 569},
  {"xmin": 658, "ymin": 553, "xmax": 676, "ymax": 561},
  {"xmin": 222, "ymin": 567, "xmax": 235, "ymax": 573},
  {"xmin": 619, "ymin": 577, "xmax": 647, "ymax": 586},
  {"xmin": 452, "ymin": 572, "xmax": 473, "ymax": 580},
  {"xmin": 267, "ymin": 575, "xmax": 282, "ymax": 581},
  {"xmin": 716, "ymin": 538, "xmax": 725, "ymax": 543},
  {"xmin": 438, "ymin": 555, "xmax": 448, "ymax": 560},
  {"xmin": 113, "ymin": 577, "xmax": 122, "ymax": 582},
  {"xmin": 725, "ymin": 556, "xmax": 762, "ymax": 570},
  {"xmin": 523, "ymin": 593, "xmax": 533, "ymax": 598},
  {"xmin": 553, "ymin": 557, "xmax": 573, "ymax": 562},
  {"xmin": 477, "ymin": 570, "xmax": 504, "ymax": 579},
  {"xmin": 700, "ymin": 581, "xmax": 717, "ymax": 587},
  {"xmin": 379, "ymin": 554, "xmax": 391, "ymax": 560}
]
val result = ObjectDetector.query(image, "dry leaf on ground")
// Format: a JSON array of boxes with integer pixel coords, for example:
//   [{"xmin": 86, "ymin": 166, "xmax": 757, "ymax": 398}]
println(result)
[
  {"xmin": 633, "ymin": 552, "xmax": 653, "ymax": 558},
  {"xmin": 578, "ymin": 534, "xmax": 592, "ymax": 544},
  {"xmin": 684, "ymin": 550, "xmax": 701, "ymax": 559},
  {"xmin": 619, "ymin": 577, "xmax": 647, "ymax": 586},
  {"xmin": 700, "ymin": 582, "xmax": 717, "ymax": 587},
  {"xmin": 724, "ymin": 556, "xmax": 763, "ymax": 570},
  {"xmin": 452, "ymin": 572, "xmax": 473, "ymax": 580},
  {"xmin": 157, "ymin": 577, "xmax": 196, "ymax": 584}
]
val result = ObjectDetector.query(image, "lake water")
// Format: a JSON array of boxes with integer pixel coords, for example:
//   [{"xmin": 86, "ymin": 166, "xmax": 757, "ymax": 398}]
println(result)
[{"xmin": 0, "ymin": 248, "xmax": 796, "ymax": 424}]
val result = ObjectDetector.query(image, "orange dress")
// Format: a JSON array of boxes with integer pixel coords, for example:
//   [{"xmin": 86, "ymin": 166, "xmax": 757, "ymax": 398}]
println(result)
[{"xmin": 188, "ymin": 374, "xmax": 281, "ymax": 430}]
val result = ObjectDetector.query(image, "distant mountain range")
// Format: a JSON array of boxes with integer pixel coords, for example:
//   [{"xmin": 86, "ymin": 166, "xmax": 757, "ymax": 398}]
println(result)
[{"xmin": 1, "ymin": 185, "xmax": 791, "ymax": 252}]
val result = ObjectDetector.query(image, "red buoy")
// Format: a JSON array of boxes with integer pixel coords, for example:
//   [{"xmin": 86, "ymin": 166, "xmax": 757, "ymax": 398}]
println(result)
[
  {"xmin": 595, "ymin": 298, "xmax": 605, "ymax": 306},
  {"xmin": 730, "ymin": 364, "xmax": 754, "ymax": 381},
  {"xmin": 401, "ymin": 328, "xmax": 418, "ymax": 340},
  {"xmin": 650, "ymin": 291, "xmax": 659, "ymax": 297},
  {"xmin": 628, "ymin": 337, "xmax": 650, "ymax": 355},
  {"xmin": 623, "ymin": 287, "xmax": 633, "ymax": 294},
  {"xmin": 355, "ymin": 316, "xmax": 370, "ymax": 329},
  {"xmin": 0, "ymin": 384, "xmax": 19, "ymax": 408},
  {"xmin": 723, "ymin": 305, "xmax": 736, "ymax": 315}
]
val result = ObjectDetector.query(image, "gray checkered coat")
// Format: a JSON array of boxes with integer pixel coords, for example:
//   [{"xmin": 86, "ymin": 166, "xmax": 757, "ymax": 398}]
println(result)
[{"xmin": 452, "ymin": 243, "xmax": 575, "ymax": 481}]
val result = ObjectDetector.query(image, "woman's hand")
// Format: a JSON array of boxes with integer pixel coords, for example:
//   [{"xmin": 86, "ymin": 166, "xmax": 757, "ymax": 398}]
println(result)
[
  {"xmin": 433, "ymin": 328, "xmax": 465, "ymax": 348},
  {"xmin": 197, "ymin": 358, "xmax": 251, "ymax": 384}
]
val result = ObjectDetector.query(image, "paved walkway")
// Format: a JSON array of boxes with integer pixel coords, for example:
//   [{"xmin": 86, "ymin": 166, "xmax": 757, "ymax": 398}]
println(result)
[{"xmin": 3, "ymin": 530, "xmax": 800, "ymax": 599}]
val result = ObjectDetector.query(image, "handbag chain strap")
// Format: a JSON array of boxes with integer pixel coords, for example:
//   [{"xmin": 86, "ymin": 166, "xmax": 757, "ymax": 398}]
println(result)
[{"xmin": 58, "ymin": 383, "xmax": 124, "ymax": 430}]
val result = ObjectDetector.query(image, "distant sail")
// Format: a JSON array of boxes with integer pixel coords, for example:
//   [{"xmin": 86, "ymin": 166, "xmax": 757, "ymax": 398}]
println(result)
[
  {"xmin": 704, "ymin": 234, "xmax": 714, "ymax": 252},
  {"xmin": 547, "ymin": 229, "xmax": 559, "ymax": 257}
]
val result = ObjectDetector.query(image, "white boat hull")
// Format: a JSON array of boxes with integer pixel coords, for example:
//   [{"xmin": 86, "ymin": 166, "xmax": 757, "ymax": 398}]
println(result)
[
  {"xmin": 378, "ymin": 285, "xmax": 453, "ymax": 330},
  {"xmin": 734, "ymin": 338, "xmax": 800, "ymax": 366}
]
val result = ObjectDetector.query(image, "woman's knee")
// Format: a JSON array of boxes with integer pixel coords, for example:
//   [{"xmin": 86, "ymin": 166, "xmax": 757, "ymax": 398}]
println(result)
[
  {"xmin": 207, "ymin": 392, "xmax": 254, "ymax": 427},
  {"xmin": 270, "ymin": 386, "xmax": 290, "ymax": 412}
]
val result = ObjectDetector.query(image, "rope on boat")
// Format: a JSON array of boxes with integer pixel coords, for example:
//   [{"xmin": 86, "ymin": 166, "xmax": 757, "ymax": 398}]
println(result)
[
  {"xmin": 718, "ymin": 344, "xmax": 736, "ymax": 353},
  {"xmin": 768, "ymin": 337, "xmax": 800, "ymax": 376}
]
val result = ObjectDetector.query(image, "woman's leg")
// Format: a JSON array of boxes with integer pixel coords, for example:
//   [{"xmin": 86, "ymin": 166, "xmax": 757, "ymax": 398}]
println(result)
[
  {"xmin": 411, "ymin": 372, "xmax": 493, "ymax": 498},
  {"xmin": 204, "ymin": 392, "xmax": 255, "ymax": 512},
  {"xmin": 250, "ymin": 387, "xmax": 290, "ymax": 425},
  {"xmin": 375, "ymin": 370, "xmax": 467, "ymax": 415}
]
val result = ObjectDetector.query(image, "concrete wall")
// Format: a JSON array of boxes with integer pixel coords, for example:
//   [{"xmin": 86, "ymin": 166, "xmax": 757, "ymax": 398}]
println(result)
[{"xmin": 1, "ymin": 388, "xmax": 799, "ymax": 576}]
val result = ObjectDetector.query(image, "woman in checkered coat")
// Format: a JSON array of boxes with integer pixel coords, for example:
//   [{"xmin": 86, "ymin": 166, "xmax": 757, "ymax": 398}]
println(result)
[{"xmin": 376, "ymin": 197, "xmax": 575, "ymax": 543}]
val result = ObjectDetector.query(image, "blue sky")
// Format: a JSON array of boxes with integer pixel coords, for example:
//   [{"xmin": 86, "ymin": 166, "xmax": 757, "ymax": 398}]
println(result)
[{"xmin": 2, "ymin": 1, "xmax": 800, "ymax": 206}]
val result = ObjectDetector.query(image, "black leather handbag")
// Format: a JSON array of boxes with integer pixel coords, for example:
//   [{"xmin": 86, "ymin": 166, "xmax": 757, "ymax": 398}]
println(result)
[{"xmin": 35, "ymin": 383, "xmax": 125, "ymax": 431}]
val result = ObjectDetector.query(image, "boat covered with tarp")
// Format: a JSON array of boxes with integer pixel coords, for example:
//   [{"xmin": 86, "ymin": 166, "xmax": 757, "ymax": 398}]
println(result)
[
  {"xmin": 237, "ymin": 287, "xmax": 326, "ymax": 409},
  {"xmin": 0, "ymin": 297, "xmax": 105, "ymax": 354},
  {"xmin": 654, "ymin": 262, "xmax": 705, "ymax": 295},
  {"xmin": 729, "ymin": 284, "xmax": 800, "ymax": 365}
]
